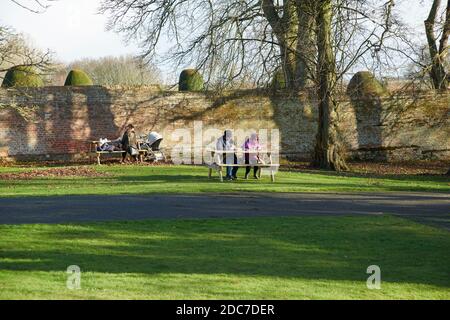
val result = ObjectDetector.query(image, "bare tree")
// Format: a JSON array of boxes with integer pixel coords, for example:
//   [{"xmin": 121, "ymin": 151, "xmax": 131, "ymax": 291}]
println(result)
[
  {"xmin": 100, "ymin": 0, "xmax": 319, "ymax": 91},
  {"xmin": 262, "ymin": 0, "xmax": 317, "ymax": 89},
  {"xmin": 54, "ymin": 55, "xmax": 162, "ymax": 86},
  {"xmin": 312, "ymin": 0, "xmax": 397, "ymax": 171},
  {"xmin": 424, "ymin": 0, "xmax": 449, "ymax": 90},
  {"xmin": 100, "ymin": 0, "xmax": 408, "ymax": 171},
  {"xmin": 313, "ymin": 0, "xmax": 348, "ymax": 171},
  {"xmin": 0, "ymin": 0, "xmax": 55, "ymax": 82},
  {"xmin": 9, "ymin": 0, "xmax": 56, "ymax": 13},
  {"xmin": 0, "ymin": 26, "xmax": 53, "ymax": 82}
]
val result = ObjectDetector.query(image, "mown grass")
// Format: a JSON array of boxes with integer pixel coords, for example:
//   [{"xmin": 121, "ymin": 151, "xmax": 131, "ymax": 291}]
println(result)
[
  {"xmin": 0, "ymin": 165, "xmax": 448, "ymax": 197},
  {"xmin": 0, "ymin": 215, "xmax": 449, "ymax": 299}
]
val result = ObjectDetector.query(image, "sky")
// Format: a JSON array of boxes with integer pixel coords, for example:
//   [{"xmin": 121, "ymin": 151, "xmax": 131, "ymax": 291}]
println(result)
[
  {"xmin": 0, "ymin": 0, "xmax": 140, "ymax": 62},
  {"xmin": 0, "ymin": 0, "xmax": 431, "ymax": 81}
]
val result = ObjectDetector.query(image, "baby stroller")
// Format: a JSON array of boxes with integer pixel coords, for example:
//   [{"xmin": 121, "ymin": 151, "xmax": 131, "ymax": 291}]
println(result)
[{"xmin": 140, "ymin": 132, "xmax": 166, "ymax": 162}]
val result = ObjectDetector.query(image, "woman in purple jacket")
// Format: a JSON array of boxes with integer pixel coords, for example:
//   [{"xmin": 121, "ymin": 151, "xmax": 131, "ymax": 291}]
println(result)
[{"xmin": 243, "ymin": 133, "xmax": 262, "ymax": 179}]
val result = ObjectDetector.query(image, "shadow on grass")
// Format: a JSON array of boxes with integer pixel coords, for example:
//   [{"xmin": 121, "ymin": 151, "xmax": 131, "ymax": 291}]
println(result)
[
  {"xmin": 0, "ymin": 217, "xmax": 449, "ymax": 288},
  {"xmin": 110, "ymin": 173, "xmax": 450, "ymax": 193},
  {"xmin": 280, "ymin": 167, "xmax": 450, "ymax": 183},
  {"xmin": 0, "ymin": 175, "xmax": 448, "ymax": 194},
  {"xmin": 0, "ymin": 165, "xmax": 448, "ymax": 196}
]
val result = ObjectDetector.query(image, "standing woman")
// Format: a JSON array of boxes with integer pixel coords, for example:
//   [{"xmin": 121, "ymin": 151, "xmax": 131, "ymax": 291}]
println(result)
[
  {"xmin": 243, "ymin": 133, "xmax": 262, "ymax": 179},
  {"xmin": 121, "ymin": 124, "xmax": 139, "ymax": 163}
]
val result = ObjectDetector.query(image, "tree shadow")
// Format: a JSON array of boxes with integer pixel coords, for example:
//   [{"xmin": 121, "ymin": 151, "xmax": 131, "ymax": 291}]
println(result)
[
  {"xmin": 76, "ymin": 86, "xmax": 119, "ymax": 158},
  {"xmin": 0, "ymin": 217, "xmax": 448, "ymax": 288},
  {"xmin": 1, "ymin": 86, "xmax": 119, "ymax": 162},
  {"xmin": 269, "ymin": 91, "xmax": 316, "ymax": 161},
  {"xmin": 0, "ymin": 87, "xmax": 46, "ymax": 161},
  {"xmin": 350, "ymin": 94, "xmax": 387, "ymax": 162},
  {"xmin": 0, "ymin": 169, "xmax": 448, "ymax": 194},
  {"xmin": 0, "ymin": 106, "xmax": 28, "ymax": 159},
  {"xmin": 281, "ymin": 164, "xmax": 450, "ymax": 183}
]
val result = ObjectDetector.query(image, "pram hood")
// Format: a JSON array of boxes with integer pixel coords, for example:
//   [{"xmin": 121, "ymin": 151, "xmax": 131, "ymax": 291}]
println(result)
[{"xmin": 147, "ymin": 132, "xmax": 163, "ymax": 145}]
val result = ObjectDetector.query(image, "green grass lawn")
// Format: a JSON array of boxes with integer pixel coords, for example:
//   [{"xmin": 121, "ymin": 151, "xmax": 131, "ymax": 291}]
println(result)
[
  {"xmin": 0, "ymin": 165, "xmax": 449, "ymax": 197},
  {"xmin": 0, "ymin": 215, "xmax": 449, "ymax": 299}
]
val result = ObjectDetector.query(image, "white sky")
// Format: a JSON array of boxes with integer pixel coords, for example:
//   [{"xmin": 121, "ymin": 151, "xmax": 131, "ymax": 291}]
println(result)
[
  {"xmin": 0, "ymin": 0, "xmax": 431, "ymax": 80},
  {"xmin": 0, "ymin": 0, "xmax": 140, "ymax": 63}
]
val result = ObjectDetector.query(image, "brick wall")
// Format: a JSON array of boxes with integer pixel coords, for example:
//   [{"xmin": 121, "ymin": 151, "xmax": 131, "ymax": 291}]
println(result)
[{"xmin": 0, "ymin": 86, "xmax": 449, "ymax": 162}]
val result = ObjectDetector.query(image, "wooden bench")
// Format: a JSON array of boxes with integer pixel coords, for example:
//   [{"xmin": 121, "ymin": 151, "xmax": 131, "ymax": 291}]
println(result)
[
  {"xmin": 206, "ymin": 149, "xmax": 280, "ymax": 182},
  {"xmin": 89, "ymin": 141, "xmax": 148, "ymax": 165}
]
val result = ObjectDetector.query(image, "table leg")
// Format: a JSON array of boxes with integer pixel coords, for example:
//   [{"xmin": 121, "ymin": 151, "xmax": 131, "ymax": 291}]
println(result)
[{"xmin": 218, "ymin": 167, "xmax": 223, "ymax": 182}]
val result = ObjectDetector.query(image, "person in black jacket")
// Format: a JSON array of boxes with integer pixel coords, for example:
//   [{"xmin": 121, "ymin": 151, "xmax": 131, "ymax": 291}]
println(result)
[{"xmin": 121, "ymin": 124, "xmax": 139, "ymax": 163}]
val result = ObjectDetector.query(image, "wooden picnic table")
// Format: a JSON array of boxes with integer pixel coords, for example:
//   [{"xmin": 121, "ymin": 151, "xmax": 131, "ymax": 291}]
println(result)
[
  {"xmin": 205, "ymin": 149, "xmax": 280, "ymax": 182},
  {"xmin": 89, "ymin": 140, "xmax": 148, "ymax": 165}
]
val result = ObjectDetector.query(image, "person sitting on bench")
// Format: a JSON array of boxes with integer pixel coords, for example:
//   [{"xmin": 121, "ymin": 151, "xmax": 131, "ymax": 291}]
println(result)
[
  {"xmin": 216, "ymin": 130, "xmax": 239, "ymax": 180},
  {"xmin": 243, "ymin": 133, "xmax": 263, "ymax": 179},
  {"xmin": 97, "ymin": 138, "xmax": 121, "ymax": 152}
]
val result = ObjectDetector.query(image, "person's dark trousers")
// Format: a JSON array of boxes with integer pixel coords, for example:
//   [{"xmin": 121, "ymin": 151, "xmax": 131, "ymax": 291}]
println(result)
[
  {"xmin": 231, "ymin": 162, "xmax": 239, "ymax": 178},
  {"xmin": 245, "ymin": 166, "xmax": 258, "ymax": 177},
  {"xmin": 245, "ymin": 154, "xmax": 259, "ymax": 178},
  {"xmin": 223, "ymin": 153, "xmax": 239, "ymax": 178},
  {"xmin": 121, "ymin": 147, "xmax": 128, "ymax": 162},
  {"xmin": 122, "ymin": 147, "xmax": 137, "ymax": 162}
]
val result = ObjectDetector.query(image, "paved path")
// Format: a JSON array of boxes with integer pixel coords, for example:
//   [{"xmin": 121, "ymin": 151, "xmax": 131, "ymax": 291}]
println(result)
[{"xmin": 0, "ymin": 192, "xmax": 449, "ymax": 229}]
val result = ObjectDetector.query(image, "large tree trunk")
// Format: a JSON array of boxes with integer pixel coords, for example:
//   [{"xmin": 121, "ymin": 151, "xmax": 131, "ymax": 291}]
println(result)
[
  {"xmin": 313, "ymin": 0, "xmax": 348, "ymax": 172},
  {"xmin": 262, "ymin": 0, "xmax": 316, "ymax": 91},
  {"xmin": 425, "ymin": 0, "xmax": 449, "ymax": 90},
  {"xmin": 294, "ymin": 0, "xmax": 316, "ymax": 89}
]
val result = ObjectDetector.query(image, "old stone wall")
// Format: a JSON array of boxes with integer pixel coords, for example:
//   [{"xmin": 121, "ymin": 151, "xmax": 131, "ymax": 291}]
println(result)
[{"xmin": 0, "ymin": 86, "xmax": 448, "ymax": 162}]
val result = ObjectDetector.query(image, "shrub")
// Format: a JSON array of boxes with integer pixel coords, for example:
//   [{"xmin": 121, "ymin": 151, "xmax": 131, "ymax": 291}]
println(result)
[
  {"xmin": 1, "ymin": 66, "xmax": 44, "ymax": 88},
  {"xmin": 271, "ymin": 69, "xmax": 287, "ymax": 90},
  {"xmin": 178, "ymin": 69, "xmax": 204, "ymax": 91},
  {"xmin": 64, "ymin": 69, "xmax": 93, "ymax": 86},
  {"xmin": 347, "ymin": 71, "xmax": 386, "ymax": 98}
]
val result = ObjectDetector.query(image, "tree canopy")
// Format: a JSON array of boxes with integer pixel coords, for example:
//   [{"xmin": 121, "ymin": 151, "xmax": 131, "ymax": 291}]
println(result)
[{"xmin": 100, "ymin": 0, "xmax": 404, "ymax": 91}]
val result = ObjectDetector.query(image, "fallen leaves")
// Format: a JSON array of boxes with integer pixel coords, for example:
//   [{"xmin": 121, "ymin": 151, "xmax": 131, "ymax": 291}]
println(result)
[
  {"xmin": 0, "ymin": 167, "xmax": 108, "ymax": 180},
  {"xmin": 281, "ymin": 160, "xmax": 449, "ymax": 175}
]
